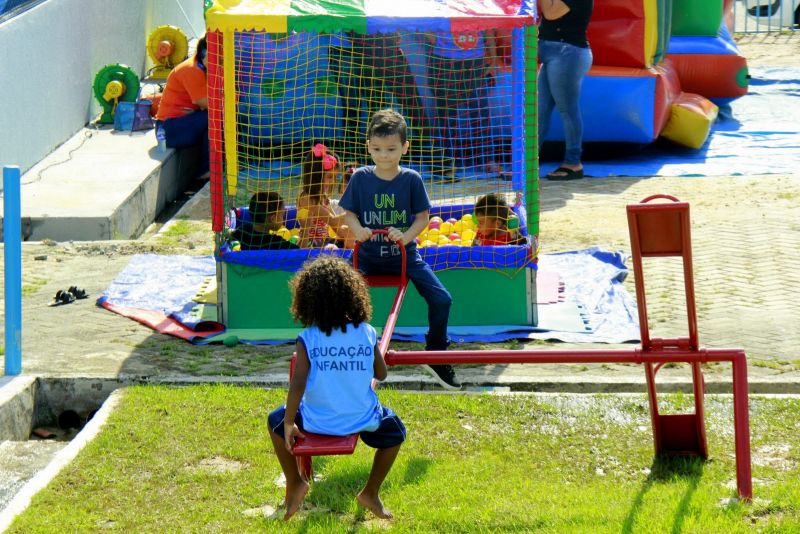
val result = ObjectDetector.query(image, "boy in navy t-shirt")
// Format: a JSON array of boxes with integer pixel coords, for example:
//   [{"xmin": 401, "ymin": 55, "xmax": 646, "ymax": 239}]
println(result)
[{"xmin": 340, "ymin": 109, "xmax": 461, "ymax": 390}]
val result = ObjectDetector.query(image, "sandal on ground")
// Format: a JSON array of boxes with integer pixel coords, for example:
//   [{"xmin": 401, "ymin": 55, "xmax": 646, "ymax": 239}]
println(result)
[
  {"xmin": 68, "ymin": 286, "xmax": 88, "ymax": 299},
  {"xmin": 545, "ymin": 167, "xmax": 584, "ymax": 181},
  {"xmin": 49, "ymin": 289, "xmax": 76, "ymax": 306}
]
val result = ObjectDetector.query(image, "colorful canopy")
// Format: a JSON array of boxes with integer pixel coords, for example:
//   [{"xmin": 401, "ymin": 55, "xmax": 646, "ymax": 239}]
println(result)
[{"xmin": 205, "ymin": 0, "xmax": 535, "ymax": 34}]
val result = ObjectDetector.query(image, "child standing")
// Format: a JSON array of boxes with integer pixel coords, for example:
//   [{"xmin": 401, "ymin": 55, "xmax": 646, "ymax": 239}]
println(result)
[
  {"xmin": 297, "ymin": 144, "xmax": 354, "ymax": 248},
  {"xmin": 232, "ymin": 191, "xmax": 299, "ymax": 250},
  {"xmin": 340, "ymin": 109, "xmax": 461, "ymax": 390},
  {"xmin": 267, "ymin": 256, "xmax": 405, "ymax": 520},
  {"xmin": 472, "ymin": 193, "xmax": 527, "ymax": 246}
]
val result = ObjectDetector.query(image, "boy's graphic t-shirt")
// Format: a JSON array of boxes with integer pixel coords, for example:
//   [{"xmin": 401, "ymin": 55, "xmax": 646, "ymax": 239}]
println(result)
[
  {"xmin": 299, "ymin": 322, "xmax": 381, "ymax": 436},
  {"xmin": 339, "ymin": 166, "xmax": 431, "ymax": 259}
]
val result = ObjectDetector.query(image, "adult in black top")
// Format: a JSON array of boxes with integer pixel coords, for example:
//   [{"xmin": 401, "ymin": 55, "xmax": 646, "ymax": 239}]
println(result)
[{"xmin": 538, "ymin": 0, "xmax": 594, "ymax": 180}]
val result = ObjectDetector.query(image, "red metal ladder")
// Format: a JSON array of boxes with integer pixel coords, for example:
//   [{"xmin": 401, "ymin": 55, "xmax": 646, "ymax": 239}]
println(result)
[{"xmin": 627, "ymin": 194, "xmax": 708, "ymax": 457}]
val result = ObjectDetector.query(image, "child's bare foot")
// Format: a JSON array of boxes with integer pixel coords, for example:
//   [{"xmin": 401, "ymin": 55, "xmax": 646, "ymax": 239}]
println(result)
[
  {"xmin": 283, "ymin": 479, "xmax": 309, "ymax": 521},
  {"xmin": 357, "ymin": 491, "xmax": 393, "ymax": 519}
]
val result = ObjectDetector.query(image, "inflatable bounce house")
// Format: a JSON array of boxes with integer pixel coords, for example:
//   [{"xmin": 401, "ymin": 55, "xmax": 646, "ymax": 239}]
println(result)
[
  {"xmin": 539, "ymin": 0, "xmax": 747, "ymax": 150},
  {"xmin": 204, "ymin": 0, "xmax": 541, "ymax": 337}
]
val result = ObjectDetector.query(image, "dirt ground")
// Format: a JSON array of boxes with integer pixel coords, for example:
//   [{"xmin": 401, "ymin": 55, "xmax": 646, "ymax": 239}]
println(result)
[{"xmin": 2, "ymin": 34, "xmax": 799, "ymax": 387}]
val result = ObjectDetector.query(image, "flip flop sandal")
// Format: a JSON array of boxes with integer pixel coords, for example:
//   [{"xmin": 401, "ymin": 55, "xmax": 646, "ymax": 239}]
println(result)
[
  {"xmin": 545, "ymin": 167, "xmax": 584, "ymax": 181},
  {"xmin": 68, "ymin": 286, "xmax": 88, "ymax": 299},
  {"xmin": 49, "ymin": 289, "xmax": 76, "ymax": 306}
]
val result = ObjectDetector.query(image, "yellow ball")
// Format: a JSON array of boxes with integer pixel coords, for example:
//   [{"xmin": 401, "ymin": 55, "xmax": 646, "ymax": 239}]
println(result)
[
  {"xmin": 453, "ymin": 220, "xmax": 464, "ymax": 233},
  {"xmin": 328, "ymin": 226, "xmax": 338, "ymax": 239},
  {"xmin": 276, "ymin": 227, "xmax": 291, "ymax": 240},
  {"xmin": 426, "ymin": 228, "xmax": 440, "ymax": 241},
  {"xmin": 461, "ymin": 228, "xmax": 476, "ymax": 242},
  {"xmin": 421, "ymin": 240, "xmax": 436, "ymax": 248},
  {"xmin": 439, "ymin": 221, "xmax": 452, "ymax": 235},
  {"xmin": 451, "ymin": 239, "xmax": 462, "ymax": 246},
  {"xmin": 296, "ymin": 208, "xmax": 309, "ymax": 220},
  {"xmin": 290, "ymin": 227, "xmax": 300, "ymax": 237},
  {"xmin": 437, "ymin": 235, "xmax": 451, "ymax": 246}
]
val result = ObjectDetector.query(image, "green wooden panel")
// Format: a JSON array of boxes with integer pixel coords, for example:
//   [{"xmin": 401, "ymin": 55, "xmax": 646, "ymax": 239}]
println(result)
[{"xmin": 223, "ymin": 264, "xmax": 532, "ymax": 329}]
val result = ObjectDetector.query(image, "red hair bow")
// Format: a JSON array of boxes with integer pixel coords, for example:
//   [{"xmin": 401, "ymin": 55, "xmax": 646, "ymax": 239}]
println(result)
[{"xmin": 312, "ymin": 143, "xmax": 338, "ymax": 171}]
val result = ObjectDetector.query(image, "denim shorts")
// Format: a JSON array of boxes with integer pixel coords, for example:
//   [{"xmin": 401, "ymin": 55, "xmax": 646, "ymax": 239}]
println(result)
[{"xmin": 268, "ymin": 404, "xmax": 406, "ymax": 449}]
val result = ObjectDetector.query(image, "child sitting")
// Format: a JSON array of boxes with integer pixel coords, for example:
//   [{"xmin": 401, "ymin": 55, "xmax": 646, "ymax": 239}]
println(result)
[
  {"xmin": 472, "ymin": 193, "xmax": 527, "ymax": 246},
  {"xmin": 231, "ymin": 191, "xmax": 299, "ymax": 250},
  {"xmin": 296, "ymin": 144, "xmax": 354, "ymax": 248},
  {"xmin": 267, "ymin": 256, "xmax": 405, "ymax": 520}
]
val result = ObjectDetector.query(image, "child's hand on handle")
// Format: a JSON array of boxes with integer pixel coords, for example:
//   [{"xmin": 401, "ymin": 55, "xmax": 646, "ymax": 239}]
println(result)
[
  {"xmin": 386, "ymin": 227, "xmax": 405, "ymax": 245},
  {"xmin": 355, "ymin": 227, "xmax": 373, "ymax": 242},
  {"xmin": 284, "ymin": 423, "xmax": 306, "ymax": 452}
]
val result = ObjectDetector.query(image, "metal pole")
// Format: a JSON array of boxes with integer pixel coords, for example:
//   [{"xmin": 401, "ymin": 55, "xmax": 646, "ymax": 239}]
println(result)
[{"xmin": 3, "ymin": 165, "xmax": 23, "ymax": 375}]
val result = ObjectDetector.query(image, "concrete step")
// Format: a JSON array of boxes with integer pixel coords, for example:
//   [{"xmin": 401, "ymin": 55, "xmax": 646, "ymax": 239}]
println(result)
[{"xmin": 1, "ymin": 126, "xmax": 199, "ymax": 241}]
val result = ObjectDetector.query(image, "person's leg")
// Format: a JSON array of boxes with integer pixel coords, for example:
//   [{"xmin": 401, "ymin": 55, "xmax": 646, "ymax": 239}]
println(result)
[
  {"xmin": 357, "ymin": 405, "xmax": 406, "ymax": 519},
  {"xmin": 537, "ymin": 40, "xmax": 557, "ymax": 152},
  {"xmin": 544, "ymin": 43, "xmax": 593, "ymax": 166},
  {"xmin": 329, "ymin": 40, "xmax": 366, "ymax": 164},
  {"xmin": 267, "ymin": 407, "xmax": 309, "ymax": 520},
  {"xmin": 429, "ymin": 54, "xmax": 458, "ymax": 175},
  {"xmin": 163, "ymin": 110, "xmax": 210, "ymax": 176},
  {"xmin": 405, "ymin": 253, "xmax": 461, "ymax": 389},
  {"xmin": 357, "ymin": 445, "xmax": 401, "ymax": 519}
]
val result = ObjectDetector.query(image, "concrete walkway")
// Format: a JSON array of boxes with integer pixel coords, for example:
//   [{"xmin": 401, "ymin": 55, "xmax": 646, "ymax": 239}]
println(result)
[{"xmin": 1, "ymin": 126, "xmax": 192, "ymax": 241}]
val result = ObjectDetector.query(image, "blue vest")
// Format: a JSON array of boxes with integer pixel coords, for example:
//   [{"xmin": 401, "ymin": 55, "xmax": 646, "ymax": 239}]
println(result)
[{"xmin": 299, "ymin": 323, "xmax": 381, "ymax": 435}]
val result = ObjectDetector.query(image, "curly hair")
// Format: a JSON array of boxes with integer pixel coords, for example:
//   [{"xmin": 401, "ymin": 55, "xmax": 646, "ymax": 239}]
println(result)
[{"xmin": 289, "ymin": 256, "xmax": 373, "ymax": 335}]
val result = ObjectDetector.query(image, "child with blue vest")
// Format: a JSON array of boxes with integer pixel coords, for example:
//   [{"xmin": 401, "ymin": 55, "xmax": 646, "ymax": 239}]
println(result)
[
  {"xmin": 340, "ymin": 109, "xmax": 461, "ymax": 390},
  {"xmin": 268, "ymin": 256, "xmax": 405, "ymax": 520}
]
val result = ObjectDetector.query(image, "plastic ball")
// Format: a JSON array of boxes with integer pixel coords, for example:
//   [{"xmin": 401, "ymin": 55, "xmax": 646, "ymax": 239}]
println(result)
[
  {"xmin": 461, "ymin": 214, "xmax": 475, "ymax": 229},
  {"xmin": 323, "ymin": 243, "xmax": 339, "ymax": 250},
  {"xmin": 439, "ymin": 221, "xmax": 452, "ymax": 235},
  {"xmin": 437, "ymin": 235, "xmax": 451, "ymax": 246},
  {"xmin": 451, "ymin": 239, "xmax": 462, "ymax": 246},
  {"xmin": 276, "ymin": 227, "xmax": 291, "ymax": 240},
  {"xmin": 289, "ymin": 236, "xmax": 299, "ymax": 245},
  {"xmin": 453, "ymin": 220, "xmax": 464, "ymax": 233},
  {"xmin": 428, "ymin": 219, "xmax": 441, "ymax": 231},
  {"xmin": 223, "ymin": 335, "xmax": 239, "ymax": 347},
  {"xmin": 446, "ymin": 218, "xmax": 458, "ymax": 225},
  {"xmin": 289, "ymin": 227, "xmax": 300, "ymax": 237},
  {"xmin": 426, "ymin": 228, "xmax": 440, "ymax": 241},
  {"xmin": 421, "ymin": 240, "xmax": 436, "ymax": 248},
  {"xmin": 449, "ymin": 232, "xmax": 460, "ymax": 241},
  {"xmin": 430, "ymin": 216, "xmax": 443, "ymax": 225},
  {"xmin": 328, "ymin": 226, "xmax": 338, "ymax": 239},
  {"xmin": 462, "ymin": 229, "xmax": 476, "ymax": 242}
]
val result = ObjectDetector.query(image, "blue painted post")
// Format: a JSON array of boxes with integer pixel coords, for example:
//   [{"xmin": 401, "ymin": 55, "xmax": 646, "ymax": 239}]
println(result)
[{"xmin": 3, "ymin": 165, "xmax": 22, "ymax": 375}]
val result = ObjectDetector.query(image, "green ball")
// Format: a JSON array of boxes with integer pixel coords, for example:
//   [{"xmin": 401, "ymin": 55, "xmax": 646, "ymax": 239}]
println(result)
[{"xmin": 223, "ymin": 335, "xmax": 239, "ymax": 347}]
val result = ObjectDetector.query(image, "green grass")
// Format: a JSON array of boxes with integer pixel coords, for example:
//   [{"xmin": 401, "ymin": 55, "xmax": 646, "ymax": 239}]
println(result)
[
  {"xmin": 8, "ymin": 386, "xmax": 800, "ymax": 533},
  {"xmin": 21, "ymin": 275, "xmax": 48, "ymax": 296}
]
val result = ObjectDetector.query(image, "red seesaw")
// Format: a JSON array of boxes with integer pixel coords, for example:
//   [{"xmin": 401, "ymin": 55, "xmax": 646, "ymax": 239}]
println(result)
[{"xmin": 291, "ymin": 197, "xmax": 753, "ymax": 501}]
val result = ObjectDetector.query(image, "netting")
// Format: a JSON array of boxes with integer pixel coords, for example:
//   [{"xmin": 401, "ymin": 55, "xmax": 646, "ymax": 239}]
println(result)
[{"xmin": 208, "ymin": 20, "xmax": 539, "ymax": 274}]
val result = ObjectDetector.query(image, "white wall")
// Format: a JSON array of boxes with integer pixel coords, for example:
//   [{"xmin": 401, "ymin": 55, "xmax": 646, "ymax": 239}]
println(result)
[{"xmin": 0, "ymin": 0, "xmax": 204, "ymax": 173}]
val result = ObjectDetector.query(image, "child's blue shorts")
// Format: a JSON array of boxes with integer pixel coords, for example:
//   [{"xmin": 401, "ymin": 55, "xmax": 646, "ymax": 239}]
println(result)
[{"xmin": 268, "ymin": 404, "xmax": 406, "ymax": 449}]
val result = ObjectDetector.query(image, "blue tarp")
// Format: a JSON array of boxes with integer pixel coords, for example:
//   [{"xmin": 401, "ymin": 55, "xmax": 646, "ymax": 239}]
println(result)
[
  {"xmin": 542, "ymin": 67, "xmax": 800, "ymax": 178},
  {"xmin": 101, "ymin": 248, "xmax": 640, "ymax": 344}
]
